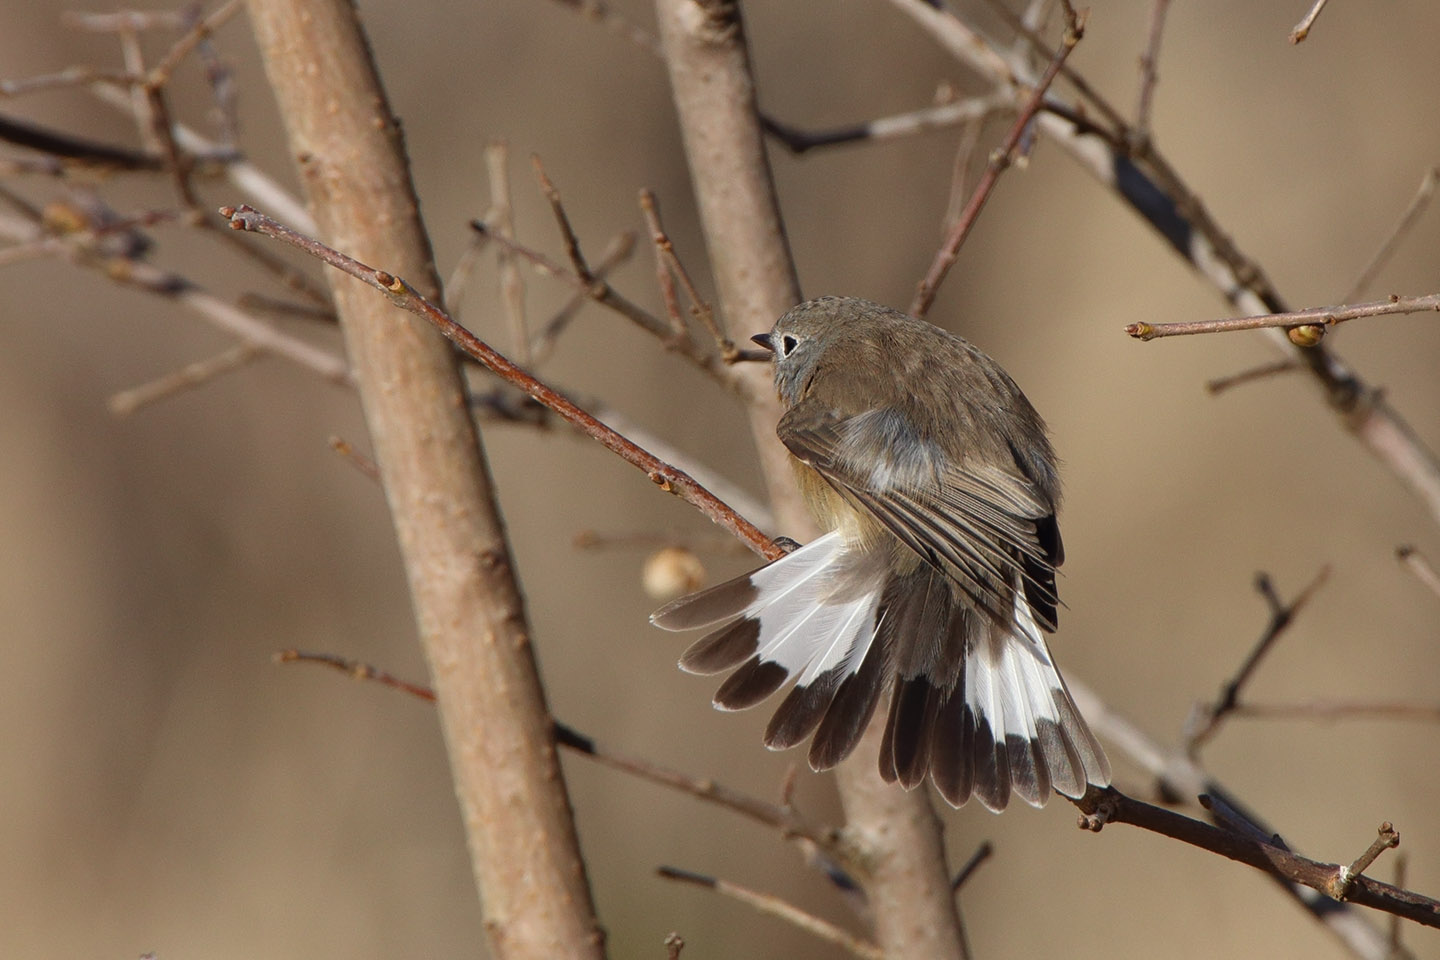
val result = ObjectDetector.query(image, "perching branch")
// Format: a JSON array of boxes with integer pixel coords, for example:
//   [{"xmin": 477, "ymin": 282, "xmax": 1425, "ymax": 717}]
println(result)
[
  {"xmin": 1075, "ymin": 790, "xmax": 1439, "ymax": 928},
  {"xmin": 222, "ymin": 203, "xmax": 782, "ymax": 562}
]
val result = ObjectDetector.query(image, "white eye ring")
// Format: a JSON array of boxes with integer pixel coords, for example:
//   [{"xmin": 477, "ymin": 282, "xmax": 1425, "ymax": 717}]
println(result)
[{"xmin": 780, "ymin": 333, "xmax": 800, "ymax": 356}]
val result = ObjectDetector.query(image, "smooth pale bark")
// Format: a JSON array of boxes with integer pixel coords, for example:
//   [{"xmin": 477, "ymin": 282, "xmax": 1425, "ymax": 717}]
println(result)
[{"xmin": 244, "ymin": 1, "xmax": 605, "ymax": 956}]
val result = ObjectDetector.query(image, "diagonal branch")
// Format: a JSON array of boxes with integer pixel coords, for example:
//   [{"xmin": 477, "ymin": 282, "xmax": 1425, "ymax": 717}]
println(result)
[{"xmin": 222, "ymin": 203, "xmax": 782, "ymax": 562}]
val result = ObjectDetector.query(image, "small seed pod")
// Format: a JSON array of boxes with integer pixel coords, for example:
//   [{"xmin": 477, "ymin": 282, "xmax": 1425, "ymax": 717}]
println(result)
[
  {"xmin": 642, "ymin": 546, "xmax": 706, "ymax": 601},
  {"xmin": 1287, "ymin": 323, "xmax": 1326, "ymax": 347}
]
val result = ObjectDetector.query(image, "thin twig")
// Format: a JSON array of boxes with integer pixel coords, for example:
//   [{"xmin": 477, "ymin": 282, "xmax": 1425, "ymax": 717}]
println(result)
[
  {"xmin": 950, "ymin": 841, "xmax": 994, "ymax": 892},
  {"xmin": 910, "ymin": 4, "xmax": 1086, "ymax": 318},
  {"xmin": 1229, "ymin": 701, "xmax": 1440, "ymax": 723},
  {"xmin": 1334, "ymin": 824, "xmax": 1401, "ymax": 899},
  {"xmin": 639, "ymin": 191, "xmax": 687, "ymax": 340},
  {"xmin": 1343, "ymin": 166, "xmax": 1440, "ymax": 303},
  {"xmin": 469, "ymin": 219, "xmax": 723, "ymax": 373},
  {"xmin": 275, "ymin": 649, "xmax": 435, "ymax": 700},
  {"xmin": 530, "ymin": 231, "xmax": 636, "ymax": 365},
  {"xmin": 0, "ymin": 211, "xmax": 350, "ymax": 384},
  {"xmin": 488, "ymin": 143, "xmax": 531, "ymax": 364},
  {"xmin": 657, "ymin": 867, "xmax": 883, "ymax": 960},
  {"xmin": 63, "ymin": 8, "xmax": 193, "ymax": 31},
  {"xmin": 1396, "ymin": 545, "xmax": 1440, "ymax": 601},
  {"xmin": 639, "ymin": 189, "xmax": 734, "ymax": 359},
  {"xmin": 108, "ymin": 343, "xmax": 261, "ymax": 416},
  {"xmin": 1205, "ymin": 359, "xmax": 1298, "ymax": 395},
  {"xmin": 1132, "ymin": 0, "xmax": 1171, "ymax": 148},
  {"xmin": 1126, "ymin": 293, "xmax": 1440, "ymax": 342},
  {"xmin": 274, "ymin": 648, "xmax": 840, "ymax": 851},
  {"xmin": 224, "ymin": 203, "xmax": 782, "ymax": 559},
  {"xmin": 664, "ymin": 932, "xmax": 684, "ymax": 960},
  {"xmin": 532, "ymin": 154, "xmax": 592, "ymax": 283},
  {"xmin": 1289, "ymin": 0, "xmax": 1332, "ymax": 43},
  {"xmin": 941, "ymin": 103, "xmax": 992, "ymax": 236},
  {"xmin": 146, "ymin": 0, "xmax": 245, "ymax": 88},
  {"xmin": 1185, "ymin": 566, "xmax": 1330, "ymax": 755}
]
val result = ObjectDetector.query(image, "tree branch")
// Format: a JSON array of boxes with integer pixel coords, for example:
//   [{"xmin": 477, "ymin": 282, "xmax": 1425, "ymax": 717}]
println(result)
[
  {"xmin": 240, "ymin": 1, "xmax": 606, "ymax": 956},
  {"xmin": 221, "ymin": 204, "xmax": 782, "ymax": 561}
]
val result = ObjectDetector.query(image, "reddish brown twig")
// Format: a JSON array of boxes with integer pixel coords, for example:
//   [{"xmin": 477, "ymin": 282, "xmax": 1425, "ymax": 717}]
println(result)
[
  {"xmin": 222, "ymin": 203, "xmax": 782, "ymax": 561},
  {"xmin": 910, "ymin": 3, "xmax": 1086, "ymax": 318},
  {"xmin": 638, "ymin": 189, "xmax": 738, "ymax": 361}
]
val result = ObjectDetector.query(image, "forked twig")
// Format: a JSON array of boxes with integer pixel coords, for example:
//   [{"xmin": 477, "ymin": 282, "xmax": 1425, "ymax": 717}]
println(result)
[
  {"xmin": 910, "ymin": 3, "xmax": 1086, "ymax": 318},
  {"xmin": 1185, "ymin": 567, "xmax": 1330, "ymax": 755}
]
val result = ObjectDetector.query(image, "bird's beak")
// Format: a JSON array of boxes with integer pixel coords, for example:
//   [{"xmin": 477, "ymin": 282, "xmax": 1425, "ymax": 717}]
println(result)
[{"xmin": 751, "ymin": 333, "xmax": 774, "ymax": 352}]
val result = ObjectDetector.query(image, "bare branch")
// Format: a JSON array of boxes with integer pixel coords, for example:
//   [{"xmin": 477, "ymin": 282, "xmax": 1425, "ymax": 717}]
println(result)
[
  {"xmin": 276, "ymin": 649, "xmax": 841, "ymax": 853},
  {"xmin": 1126, "ymin": 293, "xmax": 1440, "ymax": 342},
  {"xmin": 1185, "ymin": 567, "xmax": 1330, "ymax": 755},
  {"xmin": 1335, "ymin": 824, "xmax": 1401, "ymax": 899},
  {"xmin": 1069, "ymin": 677, "xmax": 1416, "ymax": 959},
  {"xmin": 108, "ymin": 343, "xmax": 261, "ymax": 416},
  {"xmin": 638, "ymin": 188, "xmax": 735, "ymax": 359},
  {"xmin": 658, "ymin": 866, "xmax": 883, "ymax": 960},
  {"xmin": 223, "ymin": 204, "xmax": 783, "ymax": 561},
  {"xmin": 1133, "ymin": 0, "xmax": 1171, "ymax": 147},
  {"xmin": 1205, "ymin": 359, "xmax": 1298, "ymax": 395},
  {"xmin": 1229, "ymin": 701, "xmax": 1440, "ymax": 723},
  {"xmin": 909, "ymin": 5, "xmax": 1086, "ymax": 318},
  {"xmin": 1076, "ymin": 790, "xmax": 1439, "ymax": 928},
  {"xmin": 529, "ymin": 231, "xmax": 636, "ymax": 364},
  {"xmin": 1344, "ymin": 166, "xmax": 1440, "ymax": 303}
]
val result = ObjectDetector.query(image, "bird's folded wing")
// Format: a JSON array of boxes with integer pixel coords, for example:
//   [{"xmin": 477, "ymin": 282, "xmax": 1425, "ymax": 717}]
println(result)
[{"xmin": 776, "ymin": 401, "xmax": 1060, "ymax": 628}]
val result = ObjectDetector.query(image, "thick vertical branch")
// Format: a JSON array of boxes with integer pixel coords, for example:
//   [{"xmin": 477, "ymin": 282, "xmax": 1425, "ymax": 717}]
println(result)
[
  {"xmin": 241, "ymin": 2, "xmax": 605, "ymax": 958},
  {"xmin": 653, "ymin": 2, "xmax": 967, "ymax": 958},
  {"xmin": 652, "ymin": 0, "xmax": 806, "ymax": 521}
]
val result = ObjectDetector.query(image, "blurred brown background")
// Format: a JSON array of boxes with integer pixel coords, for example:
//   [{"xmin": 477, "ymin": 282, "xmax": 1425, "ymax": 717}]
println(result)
[{"xmin": 3, "ymin": 1, "xmax": 1440, "ymax": 958}]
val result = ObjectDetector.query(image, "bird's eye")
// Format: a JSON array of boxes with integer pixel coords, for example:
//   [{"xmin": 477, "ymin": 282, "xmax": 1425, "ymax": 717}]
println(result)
[{"xmin": 780, "ymin": 334, "xmax": 800, "ymax": 356}]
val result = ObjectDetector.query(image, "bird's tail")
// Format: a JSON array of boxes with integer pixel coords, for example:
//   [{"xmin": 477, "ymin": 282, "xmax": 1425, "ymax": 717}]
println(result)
[{"xmin": 651, "ymin": 533, "xmax": 1109, "ymax": 810}]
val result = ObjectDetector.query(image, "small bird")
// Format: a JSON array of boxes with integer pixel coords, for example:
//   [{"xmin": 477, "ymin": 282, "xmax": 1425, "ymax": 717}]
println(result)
[{"xmin": 651, "ymin": 297, "xmax": 1108, "ymax": 811}]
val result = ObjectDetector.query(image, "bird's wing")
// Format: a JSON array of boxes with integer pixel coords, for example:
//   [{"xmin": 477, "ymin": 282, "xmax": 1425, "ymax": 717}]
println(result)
[{"xmin": 777, "ymin": 400, "xmax": 1062, "ymax": 629}]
